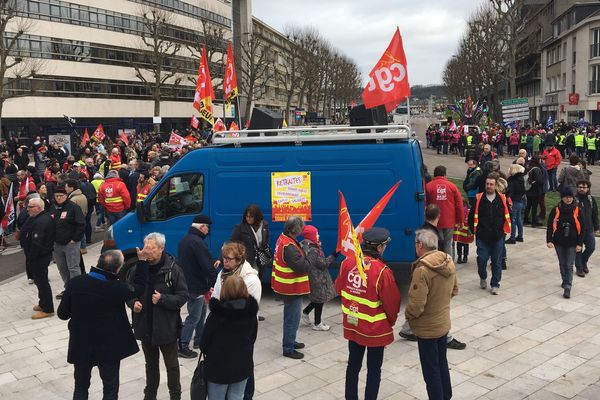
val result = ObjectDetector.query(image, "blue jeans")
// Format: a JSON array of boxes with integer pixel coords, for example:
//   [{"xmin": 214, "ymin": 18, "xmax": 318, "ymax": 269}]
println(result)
[
  {"xmin": 575, "ymin": 230, "xmax": 596, "ymax": 270},
  {"xmin": 179, "ymin": 295, "xmax": 207, "ymax": 348},
  {"xmin": 345, "ymin": 340, "xmax": 384, "ymax": 400},
  {"xmin": 107, "ymin": 210, "xmax": 126, "ymax": 225},
  {"xmin": 417, "ymin": 334, "xmax": 452, "ymax": 400},
  {"xmin": 510, "ymin": 201, "xmax": 524, "ymax": 240},
  {"xmin": 282, "ymin": 295, "xmax": 302, "ymax": 354},
  {"xmin": 556, "ymin": 245, "xmax": 576, "ymax": 289},
  {"xmin": 548, "ymin": 168, "xmax": 558, "ymax": 191},
  {"xmin": 208, "ymin": 379, "xmax": 247, "ymax": 400},
  {"xmin": 476, "ymin": 237, "xmax": 504, "ymax": 288}
]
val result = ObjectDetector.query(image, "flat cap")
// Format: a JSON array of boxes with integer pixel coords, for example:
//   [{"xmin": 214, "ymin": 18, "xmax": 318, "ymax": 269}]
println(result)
[
  {"xmin": 363, "ymin": 227, "xmax": 391, "ymax": 245},
  {"xmin": 54, "ymin": 186, "xmax": 67, "ymax": 194},
  {"xmin": 193, "ymin": 214, "xmax": 212, "ymax": 225}
]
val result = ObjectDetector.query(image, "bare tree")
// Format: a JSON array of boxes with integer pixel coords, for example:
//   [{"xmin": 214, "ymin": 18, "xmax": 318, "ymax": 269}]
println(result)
[
  {"xmin": 186, "ymin": 17, "xmax": 227, "ymax": 94},
  {"xmin": 0, "ymin": 0, "xmax": 45, "ymax": 140},
  {"xmin": 130, "ymin": 6, "xmax": 183, "ymax": 132},
  {"xmin": 240, "ymin": 32, "xmax": 273, "ymax": 121}
]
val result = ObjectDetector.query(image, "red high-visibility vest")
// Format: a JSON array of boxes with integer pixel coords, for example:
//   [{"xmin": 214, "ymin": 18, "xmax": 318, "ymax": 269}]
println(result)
[
  {"xmin": 473, "ymin": 192, "xmax": 511, "ymax": 235},
  {"xmin": 271, "ymin": 234, "xmax": 310, "ymax": 295}
]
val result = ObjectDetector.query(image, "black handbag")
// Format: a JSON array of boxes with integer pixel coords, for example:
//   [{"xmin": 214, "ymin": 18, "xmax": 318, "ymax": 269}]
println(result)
[
  {"xmin": 255, "ymin": 245, "xmax": 273, "ymax": 269},
  {"xmin": 190, "ymin": 353, "xmax": 207, "ymax": 400}
]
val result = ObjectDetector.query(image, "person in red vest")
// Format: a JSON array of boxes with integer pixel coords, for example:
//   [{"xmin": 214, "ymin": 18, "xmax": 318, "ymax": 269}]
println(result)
[
  {"xmin": 271, "ymin": 216, "xmax": 311, "ymax": 360},
  {"xmin": 16, "ymin": 169, "xmax": 36, "ymax": 211},
  {"xmin": 546, "ymin": 187, "xmax": 584, "ymax": 299},
  {"xmin": 334, "ymin": 227, "xmax": 401, "ymax": 400},
  {"xmin": 98, "ymin": 170, "xmax": 131, "ymax": 225},
  {"xmin": 109, "ymin": 148, "xmax": 122, "ymax": 170},
  {"xmin": 468, "ymin": 172, "xmax": 512, "ymax": 295},
  {"xmin": 425, "ymin": 165, "xmax": 464, "ymax": 256}
]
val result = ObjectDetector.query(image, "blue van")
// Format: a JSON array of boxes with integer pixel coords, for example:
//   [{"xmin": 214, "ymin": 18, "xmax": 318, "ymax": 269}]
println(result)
[{"xmin": 105, "ymin": 125, "xmax": 425, "ymax": 281}]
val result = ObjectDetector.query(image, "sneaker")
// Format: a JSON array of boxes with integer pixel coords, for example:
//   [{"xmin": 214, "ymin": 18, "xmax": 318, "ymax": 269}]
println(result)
[
  {"xmin": 258, "ymin": 315, "xmax": 266, "ymax": 321},
  {"xmin": 563, "ymin": 288, "xmax": 571, "ymax": 299},
  {"xmin": 312, "ymin": 323, "xmax": 330, "ymax": 331},
  {"xmin": 32, "ymin": 311, "xmax": 54, "ymax": 320},
  {"xmin": 491, "ymin": 287, "xmax": 499, "ymax": 295},
  {"xmin": 80, "ymin": 248, "xmax": 88, "ymax": 255},
  {"xmin": 505, "ymin": 238, "xmax": 516, "ymax": 244},
  {"xmin": 447, "ymin": 338, "xmax": 467, "ymax": 350},
  {"xmin": 515, "ymin": 237, "xmax": 524, "ymax": 242},
  {"xmin": 27, "ymin": 279, "xmax": 34, "ymax": 284},
  {"xmin": 399, "ymin": 331, "xmax": 418, "ymax": 341},
  {"xmin": 283, "ymin": 350, "xmax": 304, "ymax": 359},
  {"xmin": 480, "ymin": 279, "xmax": 487, "ymax": 290},
  {"xmin": 33, "ymin": 305, "xmax": 42, "ymax": 311},
  {"xmin": 583, "ymin": 264, "xmax": 590, "ymax": 274},
  {"xmin": 294, "ymin": 342, "xmax": 305, "ymax": 349},
  {"xmin": 55, "ymin": 291, "xmax": 64, "ymax": 300},
  {"xmin": 576, "ymin": 269, "xmax": 585, "ymax": 277},
  {"xmin": 178, "ymin": 348, "xmax": 198, "ymax": 358},
  {"xmin": 301, "ymin": 312, "xmax": 311, "ymax": 325}
]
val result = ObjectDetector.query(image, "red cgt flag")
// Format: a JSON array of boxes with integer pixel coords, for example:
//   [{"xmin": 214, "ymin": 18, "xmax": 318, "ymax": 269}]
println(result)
[
  {"xmin": 213, "ymin": 118, "xmax": 226, "ymax": 132},
  {"xmin": 92, "ymin": 124, "xmax": 105, "ymax": 142},
  {"xmin": 337, "ymin": 191, "xmax": 367, "ymax": 285},
  {"xmin": 81, "ymin": 128, "xmax": 90, "ymax": 146},
  {"xmin": 193, "ymin": 46, "xmax": 215, "ymax": 126},
  {"xmin": 229, "ymin": 121, "xmax": 239, "ymax": 131},
  {"xmin": 190, "ymin": 115, "xmax": 200, "ymax": 129},
  {"xmin": 356, "ymin": 181, "xmax": 401, "ymax": 242},
  {"xmin": 119, "ymin": 130, "xmax": 129, "ymax": 146},
  {"xmin": 361, "ymin": 27, "xmax": 410, "ymax": 113},
  {"xmin": 224, "ymin": 41, "xmax": 238, "ymax": 105}
]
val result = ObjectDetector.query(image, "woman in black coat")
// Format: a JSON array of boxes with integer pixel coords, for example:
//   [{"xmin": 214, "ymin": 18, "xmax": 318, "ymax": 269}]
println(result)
[
  {"xmin": 524, "ymin": 155, "xmax": 544, "ymax": 226},
  {"xmin": 230, "ymin": 204, "xmax": 270, "ymax": 276},
  {"xmin": 506, "ymin": 163, "xmax": 526, "ymax": 243},
  {"xmin": 200, "ymin": 276, "xmax": 258, "ymax": 400}
]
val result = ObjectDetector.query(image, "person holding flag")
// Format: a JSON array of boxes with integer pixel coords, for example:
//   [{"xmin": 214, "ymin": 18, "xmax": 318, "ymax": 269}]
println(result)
[{"xmin": 335, "ymin": 227, "xmax": 400, "ymax": 400}]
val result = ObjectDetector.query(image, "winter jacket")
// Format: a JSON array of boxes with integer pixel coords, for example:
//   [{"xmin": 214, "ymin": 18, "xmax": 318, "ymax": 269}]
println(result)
[
  {"xmin": 68, "ymin": 189, "xmax": 88, "ymax": 216},
  {"xmin": 406, "ymin": 250, "xmax": 458, "ymax": 339},
  {"xmin": 425, "ymin": 176, "xmax": 464, "ymax": 229},
  {"xmin": 23, "ymin": 211, "xmax": 55, "ymax": 258},
  {"xmin": 51, "ymin": 200, "xmax": 86, "ymax": 245},
  {"xmin": 558, "ymin": 165, "xmax": 586, "ymax": 194},
  {"xmin": 546, "ymin": 201, "xmax": 584, "ymax": 247},
  {"xmin": 507, "ymin": 173, "xmax": 526, "ymax": 203},
  {"xmin": 525, "ymin": 165, "xmax": 544, "ymax": 197},
  {"xmin": 58, "ymin": 267, "xmax": 139, "ymax": 364},
  {"xmin": 576, "ymin": 193, "xmax": 599, "ymax": 232},
  {"xmin": 200, "ymin": 296, "xmax": 258, "ymax": 384},
  {"xmin": 213, "ymin": 261, "xmax": 262, "ymax": 304},
  {"xmin": 98, "ymin": 177, "xmax": 131, "ymax": 213},
  {"xmin": 177, "ymin": 227, "xmax": 216, "ymax": 297},
  {"xmin": 230, "ymin": 220, "xmax": 270, "ymax": 270},
  {"xmin": 467, "ymin": 192, "xmax": 508, "ymax": 244},
  {"xmin": 130, "ymin": 253, "xmax": 188, "ymax": 346},
  {"xmin": 542, "ymin": 147, "xmax": 562, "ymax": 170},
  {"xmin": 463, "ymin": 166, "xmax": 482, "ymax": 199},
  {"xmin": 300, "ymin": 239, "xmax": 337, "ymax": 303}
]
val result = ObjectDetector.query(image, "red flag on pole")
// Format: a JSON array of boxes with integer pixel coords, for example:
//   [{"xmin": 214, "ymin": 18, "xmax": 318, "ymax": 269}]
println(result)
[
  {"xmin": 92, "ymin": 124, "xmax": 105, "ymax": 142},
  {"xmin": 190, "ymin": 115, "xmax": 200, "ymax": 129},
  {"xmin": 119, "ymin": 130, "xmax": 129, "ymax": 146},
  {"xmin": 361, "ymin": 27, "xmax": 410, "ymax": 113},
  {"xmin": 193, "ymin": 46, "xmax": 215, "ymax": 126},
  {"xmin": 224, "ymin": 41, "xmax": 238, "ymax": 105},
  {"xmin": 229, "ymin": 121, "xmax": 239, "ymax": 131},
  {"xmin": 81, "ymin": 128, "xmax": 90, "ymax": 146},
  {"xmin": 213, "ymin": 118, "xmax": 226, "ymax": 132},
  {"xmin": 169, "ymin": 132, "xmax": 186, "ymax": 146},
  {"xmin": 0, "ymin": 183, "xmax": 15, "ymax": 235},
  {"xmin": 356, "ymin": 181, "xmax": 402, "ymax": 242},
  {"xmin": 336, "ymin": 191, "xmax": 367, "ymax": 285}
]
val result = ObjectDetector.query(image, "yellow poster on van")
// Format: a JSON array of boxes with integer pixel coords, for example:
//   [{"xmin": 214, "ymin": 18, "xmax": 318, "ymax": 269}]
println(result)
[{"xmin": 271, "ymin": 172, "xmax": 312, "ymax": 222}]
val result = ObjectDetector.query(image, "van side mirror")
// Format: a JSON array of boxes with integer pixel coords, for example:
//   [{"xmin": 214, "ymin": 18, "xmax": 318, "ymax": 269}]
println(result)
[{"xmin": 136, "ymin": 205, "xmax": 146, "ymax": 223}]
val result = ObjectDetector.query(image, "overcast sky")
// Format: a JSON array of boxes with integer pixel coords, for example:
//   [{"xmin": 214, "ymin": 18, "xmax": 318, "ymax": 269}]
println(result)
[{"xmin": 251, "ymin": 0, "xmax": 483, "ymax": 86}]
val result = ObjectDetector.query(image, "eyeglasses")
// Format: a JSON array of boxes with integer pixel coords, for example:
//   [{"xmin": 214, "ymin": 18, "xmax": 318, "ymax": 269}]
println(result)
[
  {"xmin": 577, "ymin": 186, "xmax": 588, "ymax": 189},
  {"xmin": 222, "ymin": 256, "xmax": 238, "ymax": 262},
  {"xmin": 27, "ymin": 205, "xmax": 38, "ymax": 209}
]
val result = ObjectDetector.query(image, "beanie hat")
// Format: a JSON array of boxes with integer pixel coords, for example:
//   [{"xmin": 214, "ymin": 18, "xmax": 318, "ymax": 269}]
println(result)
[
  {"xmin": 93, "ymin": 173, "xmax": 103, "ymax": 179},
  {"xmin": 106, "ymin": 170, "xmax": 118, "ymax": 179},
  {"xmin": 301, "ymin": 225, "xmax": 319, "ymax": 244},
  {"xmin": 560, "ymin": 186, "xmax": 574, "ymax": 198}
]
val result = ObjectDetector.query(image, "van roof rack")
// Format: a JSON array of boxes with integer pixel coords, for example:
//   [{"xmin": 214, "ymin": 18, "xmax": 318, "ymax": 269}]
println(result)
[{"xmin": 211, "ymin": 124, "xmax": 412, "ymax": 147}]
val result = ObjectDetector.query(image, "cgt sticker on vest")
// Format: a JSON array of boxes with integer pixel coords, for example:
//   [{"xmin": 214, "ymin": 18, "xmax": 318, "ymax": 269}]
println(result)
[
  {"xmin": 436, "ymin": 184, "xmax": 447, "ymax": 201},
  {"xmin": 347, "ymin": 302, "xmax": 360, "ymax": 326}
]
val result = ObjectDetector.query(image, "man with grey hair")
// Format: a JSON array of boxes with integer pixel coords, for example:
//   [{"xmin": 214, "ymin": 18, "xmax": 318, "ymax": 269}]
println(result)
[
  {"xmin": 406, "ymin": 229, "xmax": 458, "ymax": 400},
  {"xmin": 58, "ymin": 249, "xmax": 139, "ymax": 400},
  {"xmin": 272, "ymin": 216, "xmax": 312, "ymax": 359},
  {"xmin": 129, "ymin": 232, "xmax": 188, "ymax": 400}
]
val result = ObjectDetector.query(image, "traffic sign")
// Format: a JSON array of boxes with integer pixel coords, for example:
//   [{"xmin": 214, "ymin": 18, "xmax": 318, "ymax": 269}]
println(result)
[{"xmin": 502, "ymin": 97, "xmax": 529, "ymax": 123}]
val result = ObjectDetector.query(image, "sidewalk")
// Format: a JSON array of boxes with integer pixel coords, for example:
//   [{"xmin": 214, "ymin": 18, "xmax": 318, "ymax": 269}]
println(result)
[{"xmin": 1, "ymin": 226, "xmax": 600, "ymax": 399}]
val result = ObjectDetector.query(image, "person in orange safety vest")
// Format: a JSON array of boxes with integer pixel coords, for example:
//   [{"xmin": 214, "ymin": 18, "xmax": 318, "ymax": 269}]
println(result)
[
  {"xmin": 334, "ymin": 227, "xmax": 401, "ymax": 400},
  {"xmin": 271, "ymin": 216, "xmax": 311, "ymax": 360},
  {"xmin": 98, "ymin": 170, "xmax": 130, "ymax": 225}
]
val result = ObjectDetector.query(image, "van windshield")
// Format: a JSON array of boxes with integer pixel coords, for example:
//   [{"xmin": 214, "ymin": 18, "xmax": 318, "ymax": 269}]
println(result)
[{"xmin": 147, "ymin": 173, "xmax": 204, "ymax": 221}]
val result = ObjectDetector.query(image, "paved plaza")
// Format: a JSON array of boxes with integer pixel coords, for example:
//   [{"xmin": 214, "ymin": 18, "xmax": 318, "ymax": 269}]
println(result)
[{"xmin": 1, "ymin": 224, "xmax": 600, "ymax": 399}]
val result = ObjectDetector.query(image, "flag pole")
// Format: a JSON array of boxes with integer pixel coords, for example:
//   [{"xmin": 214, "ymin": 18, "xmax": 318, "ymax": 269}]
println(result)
[{"xmin": 236, "ymin": 96, "xmax": 242, "ymax": 128}]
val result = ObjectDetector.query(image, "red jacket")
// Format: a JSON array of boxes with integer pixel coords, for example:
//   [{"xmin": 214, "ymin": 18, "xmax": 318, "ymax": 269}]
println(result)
[
  {"xmin": 18, "ymin": 177, "xmax": 36, "ymax": 202},
  {"xmin": 98, "ymin": 177, "xmax": 131, "ymax": 212},
  {"xmin": 542, "ymin": 147, "xmax": 562, "ymax": 170},
  {"xmin": 425, "ymin": 176, "xmax": 464, "ymax": 229},
  {"xmin": 335, "ymin": 255, "xmax": 401, "ymax": 347}
]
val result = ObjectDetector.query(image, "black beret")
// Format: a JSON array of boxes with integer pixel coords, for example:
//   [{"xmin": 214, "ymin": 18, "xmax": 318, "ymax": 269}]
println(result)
[
  {"xmin": 54, "ymin": 186, "xmax": 67, "ymax": 194},
  {"xmin": 363, "ymin": 227, "xmax": 391, "ymax": 245},
  {"xmin": 193, "ymin": 214, "xmax": 212, "ymax": 225}
]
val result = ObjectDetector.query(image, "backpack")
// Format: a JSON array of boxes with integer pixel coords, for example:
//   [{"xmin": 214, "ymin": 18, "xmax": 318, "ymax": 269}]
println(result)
[{"xmin": 80, "ymin": 181, "xmax": 97, "ymax": 207}]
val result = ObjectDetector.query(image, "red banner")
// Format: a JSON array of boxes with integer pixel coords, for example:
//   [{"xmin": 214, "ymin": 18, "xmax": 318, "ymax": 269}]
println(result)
[
  {"xmin": 224, "ymin": 41, "xmax": 238, "ymax": 105},
  {"xmin": 92, "ymin": 124, "xmax": 105, "ymax": 142},
  {"xmin": 169, "ymin": 132, "xmax": 185, "ymax": 146},
  {"xmin": 193, "ymin": 46, "xmax": 215, "ymax": 126},
  {"xmin": 337, "ymin": 191, "xmax": 367, "ymax": 285},
  {"xmin": 119, "ymin": 131, "xmax": 129, "ymax": 146},
  {"xmin": 0, "ymin": 183, "xmax": 14, "ymax": 235},
  {"xmin": 190, "ymin": 115, "xmax": 200, "ymax": 129},
  {"xmin": 356, "ymin": 181, "xmax": 401, "ymax": 242},
  {"xmin": 214, "ymin": 118, "xmax": 226, "ymax": 132},
  {"xmin": 361, "ymin": 27, "xmax": 410, "ymax": 112}
]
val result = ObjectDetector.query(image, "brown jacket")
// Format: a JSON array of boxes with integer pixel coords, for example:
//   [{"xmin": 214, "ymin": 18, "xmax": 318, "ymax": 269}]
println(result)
[
  {"xmin": 68, "ymin": 189, "xmax": 88, "ymax": 216},
  {"xmin": 405, "ymin": 250, "xmax": 458, "ymax": 339}
]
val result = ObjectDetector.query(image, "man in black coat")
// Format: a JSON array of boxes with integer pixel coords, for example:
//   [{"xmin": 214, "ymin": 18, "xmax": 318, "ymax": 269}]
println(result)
[
  {"xmin": 575, "ymin": 180, "xmax": 599, "ymax": 276},
  {"xmin": 24, "ymin": 198, "xmax": 56, "ymax": 319},
  {"xmin": 177, "ymin": 215, "xmax": 216, "ymax": 358},
  {"xmin": 58, "ymin": 250, "xmax": 139, "ymax": 400},
  {"xmin": 130, "ymin": 232, "xmax": 188, "ymax": 400}
]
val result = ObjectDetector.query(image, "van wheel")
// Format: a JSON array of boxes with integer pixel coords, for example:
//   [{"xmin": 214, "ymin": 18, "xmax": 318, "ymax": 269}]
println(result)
[{"xmin": 119, "ymin": 255, "xmax": 139, "ymax": 282}]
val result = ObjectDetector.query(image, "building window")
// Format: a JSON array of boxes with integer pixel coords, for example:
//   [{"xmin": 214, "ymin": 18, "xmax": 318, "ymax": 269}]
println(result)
[
  {"xmin": 572, "ymin": 70, "xmax": 575, "ymax": 93},
  {"xmin": 590, "ymin": 65, "xmax": 600, "ymax": 94},
  {"xmin": 572, "ymin": 37, "xmax": 577, "ymax": 65},
  {"xmin": 592, "ymin": 29, "xmax": 600, "ymax": 58}
]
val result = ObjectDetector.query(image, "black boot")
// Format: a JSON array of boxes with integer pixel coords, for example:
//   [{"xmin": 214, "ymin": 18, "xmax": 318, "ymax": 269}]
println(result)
[
  {"xmin": 463, "ymin": 255, "xmax": 468, "ymax": 264},
  {"xmin": 502, "ymin": 258, "xmax": 507, "ymax": 270}
]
